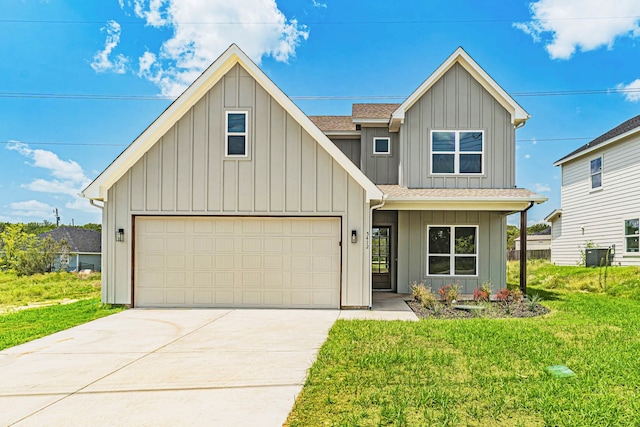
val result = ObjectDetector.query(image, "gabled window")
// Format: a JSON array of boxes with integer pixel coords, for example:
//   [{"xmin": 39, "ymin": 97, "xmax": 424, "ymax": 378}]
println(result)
[
  {"xmin": 427, "ymin": 226, "xmax": 478, "ymax": 276},
  {"xmin": 625, "ymin": 218, "xmax": 639, "ymax": 253},
  {"xmin": 431, "ymin": 131, "xmax": 483, "ymax": 174},
  {"xmin": 373, "ymin": 137, "xmax": 390, "ymax": 155},
  {"xmin": 590, "ymin": 156, "xmax": 602, "ymax": 189},
  {"xmin": 226, "ymin": 111, "xmax": 248, "ymax": 157}
]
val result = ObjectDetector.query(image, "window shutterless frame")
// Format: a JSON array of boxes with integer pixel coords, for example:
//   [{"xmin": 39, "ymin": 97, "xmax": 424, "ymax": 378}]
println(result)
[
  {"xmin": 373, "ymin": 137, "xmax": 391, "ymax": 155},
  {"xmin": 589, "ymin": 155, "xmax": 603, "ymax": 190},
  {"xmin": 624, "ymin": 218, "xmax": 639, "ymax": 253},
  {"xmin": 225, "ymin": 111, "xmax": 249, "ymax": 157},
  {"xmin": 430, "ymin": 130, "xmax": 484, "ymax": 175},
  {"xmin": 426, "ymin": 225, "xmax": 479, "ymax": 277}
]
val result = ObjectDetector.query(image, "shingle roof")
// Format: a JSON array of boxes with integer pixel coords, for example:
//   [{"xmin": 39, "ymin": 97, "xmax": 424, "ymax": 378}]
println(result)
[
  {"xmin": 556, "ymin": 114, "xmax": 640, "ymax": 163},
  {"xmin": 39, "ymin": 226, "xmax": 101, "ymax": 253},
  {"xmin": 352, "ymin": 104, "xmax": 401, "ymax": 119},
  {"xmin": 377, "ymin": 185, "xmax": 545, "ymax": 201},
  {"xmin": 308, "ymin": 115, "xmax": 355, "ymax": 132}
]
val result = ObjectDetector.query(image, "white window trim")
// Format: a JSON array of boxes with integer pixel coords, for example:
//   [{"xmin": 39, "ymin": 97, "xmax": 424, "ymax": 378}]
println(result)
[
  {"xmin": 589, "ymin": 155, "xmax": 603, "ymax": 191},
  {"xmin": 373, "ymin": 137, "xmax": 391, "ymax": 155},
  {"xmin": 225, "ymin": 110, "xmax": 249, "ymax": 157},
  {"xmin": 430, "ymin": 130, "xmax": 484, "ymax": 175},
  {"xmin": 426, "ymin": 225, "xmax": 479, "ymax": 277},
  {"xmin": 624, "ymin": 217, "xmax": 639, "ymax": 254}
]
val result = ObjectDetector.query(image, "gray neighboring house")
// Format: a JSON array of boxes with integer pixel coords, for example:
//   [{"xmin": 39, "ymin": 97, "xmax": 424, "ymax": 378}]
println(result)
[
  {"xmin": 39, "ymin": 226, "xmax": 102, "ymax": 272},
  {"xmin": 82, "ymin": 44, "xmax": 545, "ymax": 309},
  {"xmin": 547, "ymin": 114, "xmax": 640, "ymax": 266}
]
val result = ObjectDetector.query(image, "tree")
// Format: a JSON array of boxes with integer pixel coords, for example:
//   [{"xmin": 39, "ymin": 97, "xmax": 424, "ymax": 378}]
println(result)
[
  {"xmin": 0, "ymin": 224, "xmax": 69, "ymax": 276},
  {"xmin": 527, "ymin": 223, "xmax": 549, "ymax": 234},
  {"xmin": 81, "ymin": 223, "xmax": 102, "ymax": 233},
  {"xmin": 507, "ymin": 225, "xmax": 519, "ymax": 250}
]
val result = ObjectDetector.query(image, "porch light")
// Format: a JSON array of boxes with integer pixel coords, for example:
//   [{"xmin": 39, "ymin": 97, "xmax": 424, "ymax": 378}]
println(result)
[
  {"xmin": 116, "ymin": 228, "xmax": 125, "ymax": 242},
  {"xmin": 351, "ymin": 230, "xmax": 357, "ymax": 243}
]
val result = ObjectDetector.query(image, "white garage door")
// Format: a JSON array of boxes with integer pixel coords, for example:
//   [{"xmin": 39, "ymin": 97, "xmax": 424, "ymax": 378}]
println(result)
[{"xmin": 135, "ymin": 217, "xmax": 341, "ymax": 308}]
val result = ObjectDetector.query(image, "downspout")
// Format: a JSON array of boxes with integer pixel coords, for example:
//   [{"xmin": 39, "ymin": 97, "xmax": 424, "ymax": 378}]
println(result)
[
  {"xmin": 368, "ymin": 195, "xmax": 387, "ymax": 309},
  {"xmin": 519, "ymin": 201, "xmax": 535, "ymax": 295}
]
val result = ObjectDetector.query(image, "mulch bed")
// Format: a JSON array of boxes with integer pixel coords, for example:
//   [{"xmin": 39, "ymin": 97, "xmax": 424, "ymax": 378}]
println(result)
[{"xmin": 406, "ymin": 299, "xmax": 550, "ymax": 319}]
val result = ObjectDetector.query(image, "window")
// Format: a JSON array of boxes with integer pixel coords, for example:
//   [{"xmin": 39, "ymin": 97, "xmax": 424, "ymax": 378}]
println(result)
[
  {"xmin": 431, "ymin": 131, "xmax": 483, "ymax": 174},
  {"xmin": 226, "ymin": 111, "xmax": 248, "ymax": 156},
  {"xmin": 590, "ymin": 156, "xmax": 602, "ymax": 189},
  {"xmin": 625, "ymin": 218, "xmax": 639, "ymax": 253},
  {"xmin": 427, "ymin": 226, "xmax": 477, "ymax": 276},
  {"xmin": 373, "ymin": 137, "xmax": 390, "ymax": 154}
]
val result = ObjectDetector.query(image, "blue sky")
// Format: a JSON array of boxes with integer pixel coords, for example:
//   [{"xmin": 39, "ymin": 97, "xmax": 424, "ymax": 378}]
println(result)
[{"xmin": 1, "ymin": 0, "xmax": 640, "ymax": 226}]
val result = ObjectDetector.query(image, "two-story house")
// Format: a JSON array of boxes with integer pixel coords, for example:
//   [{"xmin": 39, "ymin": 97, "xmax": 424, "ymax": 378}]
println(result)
[
  {"xmin": 82, "ymin": 44, "xmax": 545, "ymax": 309},
  {"xmin": 546, "ymin": 115, "xmax": 640, "ymax": 266}
]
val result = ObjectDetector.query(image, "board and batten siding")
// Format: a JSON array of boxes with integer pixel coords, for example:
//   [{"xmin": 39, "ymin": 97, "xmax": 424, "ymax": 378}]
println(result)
[
  {"xmin": 360, "ymin": 127, "xmax": 399, "ymax": 185},
  {"xmin": 102, "ymin": 63, "xmax": 371, "ymax": 307},
  {"xmin": 551, "ymin": 135, "xmax": 640, "ymax": 266},
  {"xmin": 396, "ymin": 210, "xmax": 507, "ymax": 294},
  {"xmin": 331, "ymin": 138, "xmax": 361, "ymax": 167},
  {"xmin": 400, "ymin": 63, "xmax": 515, "ymax": 189}
]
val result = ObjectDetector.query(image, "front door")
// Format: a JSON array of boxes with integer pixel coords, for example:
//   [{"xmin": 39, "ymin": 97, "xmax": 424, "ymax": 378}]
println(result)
[{"xmin": 372, "ymin": 226, "xmax": 392, "ymax": 290}]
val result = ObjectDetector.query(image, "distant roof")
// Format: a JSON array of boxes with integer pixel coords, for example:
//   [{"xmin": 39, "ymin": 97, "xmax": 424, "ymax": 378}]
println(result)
[
  {"xmin": 39, "ymin": 226, "xmax": 101, "ymax": 253},
  {"xmin": 532, "ymin": 227, "xmax": 551, "ymax": 235},
  {"xmin": 309, "ymin": 115, "xmax": 355, "ymax": 132},
  {"xmin": 555, "ymin": 114, "xmax": 640, "ymax": 164},
  {"xmin": 352, "ymin": 103, "xmax": 401, "ymax": 119}
]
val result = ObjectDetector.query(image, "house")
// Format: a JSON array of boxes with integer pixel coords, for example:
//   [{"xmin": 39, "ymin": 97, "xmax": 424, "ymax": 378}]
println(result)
[
  {"xmin": 38, "ymin": 226, "xmax": 102, "ymax": 272},
  {"xmin": 514, "ymin": 227, "xmax": 551, "ymax": 251},
  {"xmin": 547, "ymin": 115, "xmax": 640, "ymax": 266},
  {"xmin": 82, "ymin": 44, "xmax": 545, "ymax": 308}
]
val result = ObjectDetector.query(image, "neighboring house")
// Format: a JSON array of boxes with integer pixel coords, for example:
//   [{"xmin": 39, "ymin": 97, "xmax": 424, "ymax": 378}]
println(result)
[
  {"xmin": 82, "ymin": 44, "xmax": 545, "ymax": 309},
  {"xmin": 547, "ymin": 115, "xmax": 640, "ymax": 266},
  {"xmin": 514, "ymin": 227, "xmax": 551, "ymax": 251},
  {"xmin": 38, "ymin": 226, "xmax": 102, "ymax": 272}
]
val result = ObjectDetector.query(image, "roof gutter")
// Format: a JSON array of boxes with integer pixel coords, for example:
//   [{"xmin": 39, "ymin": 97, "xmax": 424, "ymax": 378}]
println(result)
[
  {"xmin": 368, "ymin": 195, "xmax": 387, "ymax": 309},
  {"xmin": 89, "ymin": 199, "xmax": 104, "ymax": 210}
]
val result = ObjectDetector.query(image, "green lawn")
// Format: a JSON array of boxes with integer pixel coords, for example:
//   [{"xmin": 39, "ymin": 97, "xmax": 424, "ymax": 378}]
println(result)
[
  {"xmin": 0, "ymin": 271, "xmax": 124, "ymax": 350},
  {"xmin": 286, "ymin": 262, "xmax": 640, "ymax": 426}
]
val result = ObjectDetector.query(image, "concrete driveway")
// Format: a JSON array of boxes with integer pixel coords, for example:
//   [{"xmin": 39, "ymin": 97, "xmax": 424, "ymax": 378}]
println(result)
[{"xmin": 0, "ymin": 309, "xmax": 340, "ymax": 426}]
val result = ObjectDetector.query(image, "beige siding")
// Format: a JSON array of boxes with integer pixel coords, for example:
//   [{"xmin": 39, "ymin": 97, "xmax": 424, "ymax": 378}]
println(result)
[
  {"xmin": 360, "ymin": 127, "xmax": 399, "ymax": 184},
  {"xmin": 552, "ymin": 135, "xmax": 640, "ymax": 266},
  {"xmin": 103, "ymin": 63, "xmax": 371, "ymax": 307},
  {"xmin": 396, "ymin": 210, "xmax": 507, "ymax": 294},
  {"xmin": 401, "ymin": 63, "xmax": 515, "ymax": 189}
]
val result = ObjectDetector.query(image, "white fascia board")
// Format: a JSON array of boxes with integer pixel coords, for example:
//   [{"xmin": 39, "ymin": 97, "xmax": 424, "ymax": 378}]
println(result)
[
  {"xmin": 83, "ymin": 44, "xmax": 382, "ymax": 202},
  {"xmin": 378, "ymin": 195, "xmax": 547, "ymax": 212},
  {"xmin": 391, "ymin": 47, "xmax": 530, "ymax": 128},
  {"xmin": 553, "ymin": 127, "xmax": 640, "ymax": 166},
  {"xmin": 323, "ymin": 131, "xmax": 362, "ymax": 138},
  {"xmin": 352, "ymin": 118, "xmax": 389, "ymax": 126}
]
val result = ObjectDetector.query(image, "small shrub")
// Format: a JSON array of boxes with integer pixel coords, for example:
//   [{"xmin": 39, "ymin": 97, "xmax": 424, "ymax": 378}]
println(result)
[
  {"xmin": 480, "ymin": 280, "xmax": 492, "ymax": 299},
  {"xmin": 510, "ymin": 287, "xmax": 523, "ymax": 303},
  {"xmin": 527, "ymin": 293, "xmax": 543, "ymax": 311},
  {"xmin": 496, "ymin": 288, "xmax": 510, "ymax": 303},
  {"xmin": 411, "ymin": 282, "xmax": 436, "ymax": 308},
  {"xmin": 473, "ymin": 287, "xmax": 488, "ymax": 302},
  {"xmin": 439, "ymin": 284, "xmax": 460, "ymax": 305}
]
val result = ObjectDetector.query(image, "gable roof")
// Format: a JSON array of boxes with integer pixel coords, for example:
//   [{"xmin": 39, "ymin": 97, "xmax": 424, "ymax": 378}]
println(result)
[
  {"xmin": 554, "ymin": 114, "xmax": 640, "ymax": 166},
  {"xmin": 82, "ymin": 44, "xmax": 383, "ymax": 202},
  {"xmin": 389, "ymin": 47, "xmax": 529, "ymax": 131},
  {"xmin": 352, "ymin": 103, "xmax": 401, "ymax": 120},
  {"xmin": 309, "ymin": 115, "xmax": 356, "ymax": 132},
  {"xmin": 39, "ymin": 226, "xmax": 101, "ymax": 253}
]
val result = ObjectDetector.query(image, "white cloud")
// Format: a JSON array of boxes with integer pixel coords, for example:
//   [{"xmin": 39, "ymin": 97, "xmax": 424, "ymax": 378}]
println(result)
[
  {"xmin": 24, "ymin": 179, "xmax": 82, "ymax": 197},
  {"xmin": 125, "ymin": 0, "xmax": 309, "ymax": 96},
  {"xmin": 65, "ymin": 198, "xmax": 101, "ymax": 214},
  {"xmin": 7, "ymin": 142, "xmax": 89, "ymax": 184},
  {"xmin": 533, "ymin": 183, "xmax": 552, "ymax": 193},
  {"xmin": 91, "ymin": 20, "xmax": 128, "ymax": 73},
  {"xmin": 311, "ymin": 0, "xmax": 327, "ymax": 9},
  {"xmin": 515, "ymin": 0, "xmax": 640, "ymax": 59},
  {"xmin": 524, "ymin": 154, "xmax": 531, "ymax": 159},
  {"xmin": 10, "ymin": 200, "xmax": 55, "ymax": 219},
  {"xmin": 617, "ymin": 78, "xmax": 640, "ymax": 102}
]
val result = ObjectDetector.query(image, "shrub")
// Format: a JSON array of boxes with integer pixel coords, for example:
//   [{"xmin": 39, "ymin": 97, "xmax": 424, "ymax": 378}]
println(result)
[
  {"xmin": 496, "ymin": 288, "xmax": 510, "ymax": 303},
  {"xmin": 411, "ymin": 282, "xmax": 436, "ymax": 309},
  {"xmin": 527, "ymin": 293, "xmax": 543, "ymax": 311},
  {"xmin": 473, "ymin": 287, "xmax": 489, "ymax": 302},
  {"xmin": 480, "ymin": 280, "xmax": 492, "ymax": 299},
  {"xmin": 439, "ymin": 284, "xmax": 460, "ymax": 304},
  {"xmin": 510, "ymin": 287, "xmax": 523, "ymax": 303}
]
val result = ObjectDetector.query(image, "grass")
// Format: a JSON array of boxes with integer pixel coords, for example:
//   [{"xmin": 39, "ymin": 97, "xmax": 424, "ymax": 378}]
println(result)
[
  {"xmin": 0, "ymin": 271, "xmax": 124, "ymax": 351},
  {"xmin": 0, "ymin": 298, "xmax": 124, "ymax": 351},
  {"xmin": 0, "ymin": 271, "xmax": 102, "ymax": 310},
  {"xmin": 286, "ymin": 261, "xmax": 640, "ymax": 426}
]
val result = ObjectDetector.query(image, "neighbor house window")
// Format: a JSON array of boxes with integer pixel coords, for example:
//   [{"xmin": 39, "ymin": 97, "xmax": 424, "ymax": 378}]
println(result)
[
  {"xmin": 431, "ymin": 131, "xmax": 483, "ymax": 174},
  {"xmin": 427, "ymin": 226, "xmax": 478, "ymax": 276},
  {"xmin": 373, "ymin": 137, "xmax": 390, "ymax": 154},
  {"xmin": 625, "ymin": 218, "xmax": 639, "ymax": 253},
  {"xmin": 590, "ymin": 156, "xmax": 602, "ymax": 189},
  {"xmin": 226, "ymin": 111, "xmax": 248, "ymax": 156}
]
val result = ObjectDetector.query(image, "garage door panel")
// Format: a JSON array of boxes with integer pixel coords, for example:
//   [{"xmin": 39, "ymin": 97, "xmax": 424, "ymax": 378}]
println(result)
[{"xmin": 135, "ymin": 217, "xmax": 340, "ymax": 308}]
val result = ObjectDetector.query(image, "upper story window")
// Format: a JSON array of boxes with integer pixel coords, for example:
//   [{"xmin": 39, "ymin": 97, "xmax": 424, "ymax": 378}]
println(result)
[
  {"xmin": 590, "ymin": 156, "xmax": 602, "ymax": 190},
  {"xmin": 431, "ymin": 130, "xmax": 483, "ymax": 174},
  {"xmin": 226, "ymin": 111, "xmax": 248, "ymax": 157},
  {"xmin": 427, "ymin": 225, "xmax": 478, "ymax": 276},
  {"xmin": 373, "ymin": 137, "xmax": 391, "ymax": 155},
  {"xmin": 625, "ymin": 218, "xmax": 639, "ymax": 253}
]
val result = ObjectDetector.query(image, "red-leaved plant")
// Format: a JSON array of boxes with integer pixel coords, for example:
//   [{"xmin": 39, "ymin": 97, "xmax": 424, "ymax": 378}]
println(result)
[
  {"xmin": 473, "ymin": 287, "xmax": 489, "ymax": 302},
  {"xmin": 496, "ymin": 288, "xmax": 510, "ymax": 303}
]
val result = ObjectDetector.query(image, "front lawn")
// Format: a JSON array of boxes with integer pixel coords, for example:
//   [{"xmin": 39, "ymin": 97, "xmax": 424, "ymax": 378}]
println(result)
[{"xmin": 286, "ymin": 262, "xmax": 640, "ymax": 426}]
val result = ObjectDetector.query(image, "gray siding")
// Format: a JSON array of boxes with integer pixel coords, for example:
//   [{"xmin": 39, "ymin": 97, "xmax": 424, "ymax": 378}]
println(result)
[
  {"xmin": 396, "ymin": 210, "xmax": 507, "ymax": 294},
  {"xmin": 401, "ymin": 63, "xmax": 515, "ymax": 189},
  {"xmin": 102, "ymin": 63, "xmax": 371, "ymax": 307},
  {"xmin": 361, "ymin": 127, "xmax": 399, "ymax": 184},
  {"xmin": 331, "ymin": 138, "xmax": 361, "ymax": 167}
]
